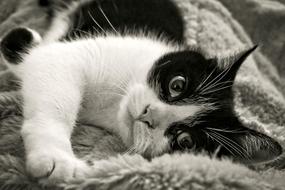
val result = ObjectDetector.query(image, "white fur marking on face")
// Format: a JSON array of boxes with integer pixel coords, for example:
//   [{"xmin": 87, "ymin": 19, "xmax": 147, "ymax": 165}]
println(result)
[{"xmin": 118, "ymin": 83, "xmax": 203, "ymax": 156}]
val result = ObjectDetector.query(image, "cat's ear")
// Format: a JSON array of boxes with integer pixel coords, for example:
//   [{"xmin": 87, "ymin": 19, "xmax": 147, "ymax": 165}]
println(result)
[
  {"xmin": 214, "ymin": 45, "xmax": 258, "ymax": 82},
  {"xmin": 229, "ymin": 122, "xmax": 282, "ymax": 164}
]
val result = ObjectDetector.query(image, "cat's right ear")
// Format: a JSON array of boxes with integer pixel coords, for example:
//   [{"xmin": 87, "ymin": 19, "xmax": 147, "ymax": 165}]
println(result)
[
  {"xmin": 214, "ymin": 45, "xmax": 258, "ymax": 82},
  {"xmin": 1, "ymin": 28, "xmax": 42, "ymax": 65}
]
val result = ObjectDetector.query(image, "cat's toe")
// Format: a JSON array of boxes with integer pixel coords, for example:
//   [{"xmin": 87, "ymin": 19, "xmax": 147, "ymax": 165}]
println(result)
[
  {"xmin": 26, "ymin": 149, "xmax": 90, "ymax": 184},
  {"xmin": 26, "ymin": 152, "xmax": 56, "ymax": 179},
  {"xmin": 46, "ymin": 156, "xmax": 91, "ymax": 182}
]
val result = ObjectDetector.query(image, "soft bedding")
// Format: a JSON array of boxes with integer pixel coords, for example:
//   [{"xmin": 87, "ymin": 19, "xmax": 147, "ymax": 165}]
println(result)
[{"xmin": 0, "ymin": 0, "xmax": 285, "ymax": 189}]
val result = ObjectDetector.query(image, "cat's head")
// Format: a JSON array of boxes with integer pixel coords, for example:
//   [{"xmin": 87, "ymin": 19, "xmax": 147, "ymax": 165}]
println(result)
[{"xmin": 118, "ymin": 46, "xmax": 282, "ymax": 164}]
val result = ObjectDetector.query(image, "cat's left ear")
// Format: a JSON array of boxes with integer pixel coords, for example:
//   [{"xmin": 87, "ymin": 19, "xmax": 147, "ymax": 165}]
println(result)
[
  {"xmin": 217, "ymin": 45, "xmax": 258, "ymax": 81},
  {"xmin": 230, "ymin": 122, "xmax": 283, "ymax": 164}
]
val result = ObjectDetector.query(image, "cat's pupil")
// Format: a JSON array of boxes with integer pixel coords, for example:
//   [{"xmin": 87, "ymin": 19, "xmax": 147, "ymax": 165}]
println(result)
[
  {"xmin": 172, "ymin": 82, "xmax": 183, "ymax": 91},
  {"xmin": 169, "ymin": 76, "xmax": 186, "ymax": 97},
  {"xmin": 177, "ymin": 132, "xmax": 193, "ymax": 149}
]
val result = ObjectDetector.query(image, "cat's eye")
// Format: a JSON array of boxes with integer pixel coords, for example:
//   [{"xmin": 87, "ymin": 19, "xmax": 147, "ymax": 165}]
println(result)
[
  {"xmin": 177, "ymin": 132, "xmax": 193, "ymax": 149},
  {"xmin": 168, "ymin": 76, "xmax": 186, "ymax": 98}
]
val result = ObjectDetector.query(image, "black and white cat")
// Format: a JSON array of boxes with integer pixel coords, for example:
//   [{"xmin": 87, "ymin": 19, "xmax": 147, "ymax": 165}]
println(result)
[{"xmin": 0, "ymin": 0, "xmax": 282, "ymax": 183}]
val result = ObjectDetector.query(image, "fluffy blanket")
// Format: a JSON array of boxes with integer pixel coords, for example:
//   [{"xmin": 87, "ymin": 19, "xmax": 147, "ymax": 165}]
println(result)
[{"xmin": 0, "ymin": 0, "xmax": 285, "ymax": 189}]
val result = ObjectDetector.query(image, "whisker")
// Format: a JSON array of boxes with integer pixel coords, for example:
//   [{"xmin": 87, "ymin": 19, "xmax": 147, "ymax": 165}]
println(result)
[
  {"xmin": 200, "ymin": 85, "xmax": 233, "ymax": 95},
  {"xmin": 199, "ymin": 63, "xmax": 233, "ymax": 93},
  {"xmin": 204, "ymin": 128, "xmax": 245, "ymax": 158},
  {"xmin": 212, "ymin": 145, "xmax": 222, "ymax": 159},
  {"xmin": 213, "ymin": 131, "xmax": 249, "ymax": 156},
  {"xmin": 202, "ymin": 69, "xmax": 230, "ymax": 92},
  {"xmin": 204, "ymin": 130, "xmax": 236, "ymax": 156},
  {"xmin": 208, "ymin": 130, "xmax": 250, "ymax": 160},
  {"xmin": 98, "ymin": 6, "xmax": 120, "ymax": 35},
  {"xmin": 157, "ymin": 60, "xmax": 171, "ymax": 68},
  {"xmin": 201, "ymin": 81, "xmax": 233, "ymax": 94},
  {"xmin": 207, "ymin": 62, "xmax": 236, "ymax": 89},
  {"xmin": 72, "ymin": 10, "xmax": 94, "ymax": 37},
  {"xmin": 209, "ymin": 132, "xmax": 244, "ymax": 158},
  {"xmin": 92, "ymin": 26, "xmax": 104, "ymax": 36},
  {"xmin": 88, "ymin": 11, "xmax": 107, "ymax": 34},
  {"xmin": 206, "ymin": 127, "xmax": 246, "ymax": 134},
  {"xmin": 208, "ymin": 131, "xmax": 240, "ymax": 155},
  {"xmin": 196, "ymin": 66, "xmax": 217, "ymax": 92},
  {"xmin": 210, "ymin": 133, "xmax": 244, "ymax": 158},
  {"xmin": 72, "ymin": 28, "xmax": 92, "ymax": 36}
]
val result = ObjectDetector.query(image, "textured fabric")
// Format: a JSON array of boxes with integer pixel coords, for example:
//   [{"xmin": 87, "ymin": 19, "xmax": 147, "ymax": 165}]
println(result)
[{"xmin": 0, "ymin": 0, "xmax": 284, "ymax": 189}]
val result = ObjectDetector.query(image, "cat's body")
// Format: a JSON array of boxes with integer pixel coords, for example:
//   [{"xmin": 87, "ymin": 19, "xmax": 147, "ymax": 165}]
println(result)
[{"xmin": 0, "ymin": 0, "xmax": 282, "ymax": 183}]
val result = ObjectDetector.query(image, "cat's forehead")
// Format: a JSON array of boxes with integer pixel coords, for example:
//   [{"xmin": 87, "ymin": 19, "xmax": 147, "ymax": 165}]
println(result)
[
  {"xmin": 147, "ymin": 50, "xmax": 212, "ymax": 86},
  {"xmin": 153, "ymin": 51, "xmax": 209, "ymax": 70}
]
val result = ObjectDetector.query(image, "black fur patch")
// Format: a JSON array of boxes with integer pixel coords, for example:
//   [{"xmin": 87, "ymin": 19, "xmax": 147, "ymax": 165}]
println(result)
[
  {"xmin": 65, "ymin": 0, "xmax": 184, "ymax": 43},
  {"xmin": 147, "ymin": 50, "xmax": 220, "ymax": 104},
  {"xmin": 165, "ymin": 109, "xmax": 282, "ymax": 163},
  {"xmin": 1, "ymin": 28, "xmax": 33, "ymax": 64},
  {"xmin": 38, "ymin": 0, "xmax": 51, "ymax": 6},
  {"xmin": 148, "ymin": 47, "xmax": 282, "ymax": 163},
  {"xmin": 148, "ymin": 46, "xmax": 258, "ymax": 105}
]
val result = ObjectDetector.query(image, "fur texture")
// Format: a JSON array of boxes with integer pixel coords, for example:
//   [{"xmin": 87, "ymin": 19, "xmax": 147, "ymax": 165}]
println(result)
[
  {"xmin": 0, "ymin": 0, "xmax": 282, "ymax": 189},
  {"xmin": 1, "ymin": 0, "xmax": 282, "ymax": 182}
]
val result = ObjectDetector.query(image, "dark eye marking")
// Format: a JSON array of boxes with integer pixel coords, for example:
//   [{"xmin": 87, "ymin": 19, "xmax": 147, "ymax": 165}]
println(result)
[{"xmin": 147, "ymin": 50, "xmax": 210, "ymax": 104}]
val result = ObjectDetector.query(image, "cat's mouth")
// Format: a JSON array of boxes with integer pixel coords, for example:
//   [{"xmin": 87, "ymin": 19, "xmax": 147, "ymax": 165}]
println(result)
[
  {"xmin": 121, "ymin": 108, "xmax": 148, "ymax": 147},
  {"xmin": 124, "ymin": 109, "xmax": 161, "ymax": 155}
]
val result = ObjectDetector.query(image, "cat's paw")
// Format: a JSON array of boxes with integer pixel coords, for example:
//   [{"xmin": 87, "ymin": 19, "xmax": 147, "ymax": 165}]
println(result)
[{"xmin": 26, "ymin": 148, "xmax": 90, "ymax": 183}]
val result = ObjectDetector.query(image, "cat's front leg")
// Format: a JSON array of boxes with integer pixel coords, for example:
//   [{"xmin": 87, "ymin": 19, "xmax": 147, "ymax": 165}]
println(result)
[
  {"xmin": 20, "ymin": 69, "xmax": 90, "ymax": 182},
  {"xmin": 20, "ymin": 71, "xmax": 90, "ymax": 182},
  {"xmin": 22, "ymin": 118, "xmax": 90, "ymax": 182},
  {"xmin": 1, "ymin": 28, "xmax": 91, "ymax": 182}
]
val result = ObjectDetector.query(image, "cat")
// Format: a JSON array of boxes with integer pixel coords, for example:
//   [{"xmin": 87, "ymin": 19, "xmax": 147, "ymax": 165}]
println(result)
[{"xmin": 0, "ymin": 0, "xmax": 282, "ymax": 183}]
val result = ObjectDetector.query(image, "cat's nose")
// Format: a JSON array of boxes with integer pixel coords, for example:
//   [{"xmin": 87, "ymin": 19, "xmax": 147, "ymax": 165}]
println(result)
[{"xmin": 137, "ymin": 104, "xmax": 154, "ymax": 128}]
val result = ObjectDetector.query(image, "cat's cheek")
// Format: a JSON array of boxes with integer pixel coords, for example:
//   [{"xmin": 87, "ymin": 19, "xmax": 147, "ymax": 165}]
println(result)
[{"xmin": 149, "ymin": 130, "xmax": 170, "ymax": 156}]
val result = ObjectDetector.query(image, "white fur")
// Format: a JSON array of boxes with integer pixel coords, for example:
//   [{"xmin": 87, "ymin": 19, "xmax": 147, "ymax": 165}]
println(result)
[
  {"xmin": 43, "ymin": 2, "xmax": 78, "ymax": 43},
  {"xmin": 5, "ymin": 28, "xmax": 203, "ymax": 182}
]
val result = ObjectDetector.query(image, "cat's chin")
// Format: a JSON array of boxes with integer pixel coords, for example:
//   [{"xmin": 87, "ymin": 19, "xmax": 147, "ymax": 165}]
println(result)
[
  {"xmin": 117, "ymin": 109, "xmax": 170, "ymax": 157},
  {"xmin": 118, "ymin": 112, "xmax": 151, "ymax": 154}
]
